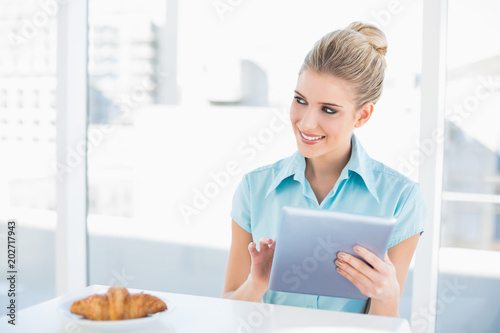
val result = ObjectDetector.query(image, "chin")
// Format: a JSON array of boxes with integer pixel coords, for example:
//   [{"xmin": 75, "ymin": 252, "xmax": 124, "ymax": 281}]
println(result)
[
  {"xmin": 295, "ymin": 139, "xmax": 323, "ymax": 159},
  {"xmin": 298, "ymin": 149, "xmax": 323, "ymax": 159}
]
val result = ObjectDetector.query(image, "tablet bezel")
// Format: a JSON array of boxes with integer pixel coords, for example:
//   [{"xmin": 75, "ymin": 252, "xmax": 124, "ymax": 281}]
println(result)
[{"xmin": 268, "ymin": 206, "xmax": 396, "ymax": 300}]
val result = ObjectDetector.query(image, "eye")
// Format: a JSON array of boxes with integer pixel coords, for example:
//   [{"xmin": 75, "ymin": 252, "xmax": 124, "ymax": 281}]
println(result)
[
  {"xmin": 322, "ymin": 106, "xmax": 338, "ymax": 115},
  {"xmin": 294, "ymin": 96, "xmax": 307, "ymax": 105}
]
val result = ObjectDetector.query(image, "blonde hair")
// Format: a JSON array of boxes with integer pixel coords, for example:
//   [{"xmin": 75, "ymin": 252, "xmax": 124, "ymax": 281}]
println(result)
[{"xmin": 300, "ymin": 22, "xmax": 388, "ymax": 109}]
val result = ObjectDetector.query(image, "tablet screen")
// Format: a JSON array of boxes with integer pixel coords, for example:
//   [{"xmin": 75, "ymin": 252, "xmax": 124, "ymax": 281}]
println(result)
[{"xmin": 268, "ymin": 206, "xmax": 396, "ymax": 300}]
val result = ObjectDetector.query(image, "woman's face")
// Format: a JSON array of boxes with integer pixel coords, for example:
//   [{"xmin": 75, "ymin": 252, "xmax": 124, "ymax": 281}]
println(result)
[{"xmin": 290, "ymin": 69, "xmax": 365, "ymax": 160}]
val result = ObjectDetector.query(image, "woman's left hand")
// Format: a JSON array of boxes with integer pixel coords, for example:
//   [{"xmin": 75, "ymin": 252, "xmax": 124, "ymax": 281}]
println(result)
[{"xmin": 335, "ymin": 245, "xmax": 400, "ymax": 303}]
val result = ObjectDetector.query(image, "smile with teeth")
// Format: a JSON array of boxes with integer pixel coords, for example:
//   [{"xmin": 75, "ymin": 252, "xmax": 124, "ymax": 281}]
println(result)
[{"xmin": 299, "ymin": 129, "xmax": 325, "ymax": 141}]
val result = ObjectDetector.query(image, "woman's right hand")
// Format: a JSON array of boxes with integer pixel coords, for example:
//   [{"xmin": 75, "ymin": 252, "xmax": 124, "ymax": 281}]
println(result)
[{"xmin": 247, "ymin": 237, "xmax": 276, "ymax": 289}]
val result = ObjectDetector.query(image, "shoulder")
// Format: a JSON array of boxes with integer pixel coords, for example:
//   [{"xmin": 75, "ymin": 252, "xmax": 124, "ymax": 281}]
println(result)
[
  {"xmin": 236, "ymin": 153, "xmax": 297, "ymax": 198},
  {"xmin": 363, "ymin": 159, "xmax": 426, "ymax": 248},
  {"xmin": 371, "ymin": 159, "xmax": 417, "ymax": 187},
  {"xmin": 353, "ymin": 135, "xmax": 418, "ymax": 199},
  {"xmin": 368, "ymin": 158, "xmax": 424, "ymax": 209},
  {"xmin": 243, "ymin": 153, "xmax": 293, "ymax": 179}
]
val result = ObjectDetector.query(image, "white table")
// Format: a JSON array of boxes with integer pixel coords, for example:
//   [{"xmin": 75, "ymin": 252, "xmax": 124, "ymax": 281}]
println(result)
[{"xmin": 0, "ymin": 285, "xmax": 411, "ymax": 332}]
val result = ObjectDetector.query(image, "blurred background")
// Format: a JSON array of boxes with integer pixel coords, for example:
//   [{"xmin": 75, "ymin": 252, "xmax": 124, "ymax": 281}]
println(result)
[{"xmin": 0, "ymin": 0, "xmax": 499, "ymax": 332}]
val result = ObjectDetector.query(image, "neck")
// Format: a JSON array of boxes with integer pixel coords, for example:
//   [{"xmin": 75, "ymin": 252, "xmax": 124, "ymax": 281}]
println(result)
[{"xmin": 305, "ymin": 141, "xmax": 352, "ymax": 181}]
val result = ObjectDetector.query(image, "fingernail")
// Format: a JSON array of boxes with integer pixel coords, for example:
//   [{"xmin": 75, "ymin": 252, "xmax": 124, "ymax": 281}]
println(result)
[
  {"xmin": 338, "ymin": 252, "xmax": 346, "ymax": 259},
  {"xmin": 266, "ymin": 237, "xmax": 271, "ymax": 242},
  {"xmin": 354, "ymin": 245, "xmax": 362, "ymax": 252}
]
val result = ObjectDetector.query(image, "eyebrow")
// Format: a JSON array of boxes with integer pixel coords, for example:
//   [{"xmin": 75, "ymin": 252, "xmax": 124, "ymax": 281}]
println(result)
[{"xmin": 294, "ymin": 90, "xmax": 344, "ymax": 109}]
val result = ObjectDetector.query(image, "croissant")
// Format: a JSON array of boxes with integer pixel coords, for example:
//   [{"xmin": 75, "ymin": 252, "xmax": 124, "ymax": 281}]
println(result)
[{"xmin": 70, "ymin": 286, "xmax": 167, "ymax": 320}]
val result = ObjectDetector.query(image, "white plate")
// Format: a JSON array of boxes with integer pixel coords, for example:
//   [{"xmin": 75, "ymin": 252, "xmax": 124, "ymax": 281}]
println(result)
[{"xmin": 57, "ymin": 293, "xmax": 175, "ymax": 332}]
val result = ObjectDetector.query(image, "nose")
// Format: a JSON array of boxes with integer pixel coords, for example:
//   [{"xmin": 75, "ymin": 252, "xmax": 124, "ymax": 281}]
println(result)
[{"xmin": 299, "ymin": 107, "xmax": 319, "ymax": 132}]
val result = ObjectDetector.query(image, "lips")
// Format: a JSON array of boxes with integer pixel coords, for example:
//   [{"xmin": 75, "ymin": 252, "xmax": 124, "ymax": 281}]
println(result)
[{"xmin": 298, "ymin": 128, "xmax": 325, "ymax": 144}]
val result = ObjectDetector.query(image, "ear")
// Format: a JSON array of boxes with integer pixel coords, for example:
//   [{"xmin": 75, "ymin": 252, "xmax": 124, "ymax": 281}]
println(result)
[{"xmin": 354, "ymin": 102, "xmax": 374, "ymax": 128}]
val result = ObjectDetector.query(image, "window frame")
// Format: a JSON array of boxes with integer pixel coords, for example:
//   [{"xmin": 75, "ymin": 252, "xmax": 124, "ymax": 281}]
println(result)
[
  {"xmin": 411, "ymin": 0, "xmax": 448, "ymax": 332},
  {"xmin": 56, "ymin": 0, "xmax": 89, "ymax": 296}
]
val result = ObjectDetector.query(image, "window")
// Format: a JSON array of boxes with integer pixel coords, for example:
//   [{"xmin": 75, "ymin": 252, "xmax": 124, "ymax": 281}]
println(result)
[
  {"xmin": 437, "ymin": 0, "xmax": 500, "ymax": 331},
  {"xmin": 0, "ymin": 0, "xmax": 57, "ymax": 309}
]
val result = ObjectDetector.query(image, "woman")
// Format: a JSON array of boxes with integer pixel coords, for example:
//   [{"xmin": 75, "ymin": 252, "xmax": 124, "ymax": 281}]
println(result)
[{"xmin": 222, "ymin": 22, "xmax": 426, "ymax": 316}]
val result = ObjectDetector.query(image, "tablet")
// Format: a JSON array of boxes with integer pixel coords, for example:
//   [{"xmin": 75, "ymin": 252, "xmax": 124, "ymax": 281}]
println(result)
[{"xmin": 268, "ymin": 206, "xmax": 396, "ymax": 300}]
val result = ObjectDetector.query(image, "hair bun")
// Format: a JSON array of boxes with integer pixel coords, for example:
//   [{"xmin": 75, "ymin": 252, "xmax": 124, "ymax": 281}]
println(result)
[{"xmin": 347, "ymin": 21, "xmax": 388, "ymax": 56}]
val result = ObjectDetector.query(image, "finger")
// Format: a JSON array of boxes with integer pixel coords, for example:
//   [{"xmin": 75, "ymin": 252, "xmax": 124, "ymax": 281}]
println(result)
[
  {"xmin": 353, "ymin": 246, "xmax": 384, "ymax": 271},
  {"xmin": 259, "ymin": 237, "xmax": 273, "ymax": 250},
  {"xmin": 269, "ymin": 240, "xmax": 277, "ymax": 257},
  {"xmin": 337, "ymin": 252, "xmax": 377, "ymax": 281},
  {"xmin": 336, "ymin": 266, "xmax": 370, "ymax": 297},
  {"xmin": 248, "ymin": 242, "xmax": 258, "ymax": 256},
  {"xmin": 383, "ymin": 252, "xmax": 392, "ymax": 264},
  {"xmin": 335, "ymin": 259, "xmax": 373, "ymax": 290}
]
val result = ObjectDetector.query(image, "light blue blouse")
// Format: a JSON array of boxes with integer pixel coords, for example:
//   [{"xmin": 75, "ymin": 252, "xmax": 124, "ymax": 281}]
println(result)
[{"xmin": 230, "ymin": 134, "xmax": 426, "ymax": 313}]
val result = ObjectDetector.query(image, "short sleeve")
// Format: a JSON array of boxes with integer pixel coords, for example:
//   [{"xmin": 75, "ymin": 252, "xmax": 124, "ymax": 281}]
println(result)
[
  {"xmin": 230, "ymin": 174, "xmax": 252, "ymax": 233},
  {"xmin": 388, "ymin": 183, "xmax": 427, "ymax": 248}
]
